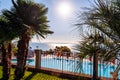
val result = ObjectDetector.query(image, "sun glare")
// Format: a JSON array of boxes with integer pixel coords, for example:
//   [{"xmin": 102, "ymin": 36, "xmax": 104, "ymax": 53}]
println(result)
[{"xmin": 57, "ymin": 1, "xmax": 73, "ymax": 18}]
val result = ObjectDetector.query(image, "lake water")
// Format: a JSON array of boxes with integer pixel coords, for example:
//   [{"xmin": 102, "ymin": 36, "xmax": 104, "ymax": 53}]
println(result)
[{"xmin": 29, "ymin": 42, "xmax": 77, "ymax": 52}]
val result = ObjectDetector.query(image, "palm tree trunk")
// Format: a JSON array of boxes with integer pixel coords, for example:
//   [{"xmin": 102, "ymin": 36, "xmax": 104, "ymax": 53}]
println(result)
[
  {"xmin": 1, "ymin": 42, "xmax": 12, "ymax": 80},
  {"xmin": 14, "ymin": 31, "xmax": 30, "ymax": 80},
  {"xmin": 93, "ymin": 53, "xmax": 98, "ymax": 80}
]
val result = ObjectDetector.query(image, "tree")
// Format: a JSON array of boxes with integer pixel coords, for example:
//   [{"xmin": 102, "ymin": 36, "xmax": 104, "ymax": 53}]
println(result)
[
  {"xmin": 60, "ymin": 46, "xmax": 71, "ymax": 53},
  {"xmin": 75, "ymin": 33, "xmax": 101, "ymax": 79},
  {"xmin": 75, "ymin": 32, "xmax": 119, "ymax": 79},
  {"xmin": 76, "ymin": 0, "xmax": 120, "ymax": 79},
  {"xmin": 3, "ymin": 0, "xmax": 53, "ymax": 79},
  {"xmin": 0, "ymin": 15, "xmax": 21, "ymax": 80}
]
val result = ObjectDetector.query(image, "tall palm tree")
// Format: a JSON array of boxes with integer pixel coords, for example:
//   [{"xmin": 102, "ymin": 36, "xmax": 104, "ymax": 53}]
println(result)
[
  {"xmin": 76, "ymin": 0, "xmax": 120, "ymax": 79},
  {"xmin": 0, "ymin": 15, "xmax": 21, "ymax": 80},
  {"xmin": 3, "ymin": 0, "xmax": 53, "ymax": 79}
]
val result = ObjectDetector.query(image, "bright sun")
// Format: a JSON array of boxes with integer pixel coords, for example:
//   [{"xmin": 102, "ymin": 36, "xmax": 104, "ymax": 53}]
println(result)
[{"xmin": 57, "ymin": 1, "xmax": 73, "ymax": 18}]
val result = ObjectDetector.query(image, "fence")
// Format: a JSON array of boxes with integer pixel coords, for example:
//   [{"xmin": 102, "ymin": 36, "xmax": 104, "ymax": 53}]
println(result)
[{"xmin": 27, "ymin": 49, "xmax": 119, "ymax": 79}]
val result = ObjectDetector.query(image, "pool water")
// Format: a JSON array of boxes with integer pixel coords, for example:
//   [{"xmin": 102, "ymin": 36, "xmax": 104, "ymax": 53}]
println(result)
[
  {"xmin": 12, "ymin": 59, "xmax": 34, "ymax": 64},
  {"xmin": 12, "ymin": 58, "xmax": 120, "ymax": 79}
]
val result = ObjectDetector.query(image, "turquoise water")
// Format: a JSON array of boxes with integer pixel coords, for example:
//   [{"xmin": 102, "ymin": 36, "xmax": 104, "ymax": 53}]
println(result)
[{"xmin": 12, "ymin": 58, "xmax": 119, "ymax": 79}]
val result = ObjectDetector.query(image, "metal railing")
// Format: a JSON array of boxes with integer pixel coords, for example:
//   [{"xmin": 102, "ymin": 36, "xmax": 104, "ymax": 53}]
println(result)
[{"xmin": 27, "ymin": 49, "xmax": 119, "ymax": 79}]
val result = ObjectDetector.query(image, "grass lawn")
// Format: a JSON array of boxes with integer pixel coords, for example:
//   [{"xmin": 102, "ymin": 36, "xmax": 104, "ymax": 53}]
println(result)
[{"xmin": 0, "ymin": 66, "xmax": 69, "ymax": 80}]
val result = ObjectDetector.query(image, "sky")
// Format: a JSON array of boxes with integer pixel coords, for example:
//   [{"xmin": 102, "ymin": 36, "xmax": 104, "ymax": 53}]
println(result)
[{"xmin": 0, "ymin": 0, "xmax": 93, "ymax": 43}]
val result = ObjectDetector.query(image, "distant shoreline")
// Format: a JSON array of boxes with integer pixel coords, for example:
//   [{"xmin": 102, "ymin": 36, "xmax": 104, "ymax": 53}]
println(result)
[
  {"xmin": 31, "ymin": 41, "xmax": 79, "ymax": 44},
  {"xmin": 29, "ymin": 42, "xmax": 77, "ymax": 52}
]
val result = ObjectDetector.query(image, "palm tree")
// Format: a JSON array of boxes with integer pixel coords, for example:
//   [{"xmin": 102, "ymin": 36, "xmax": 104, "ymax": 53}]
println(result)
[
  {"xmin": 0, "ymin": 15, "xmax": 21, "ymax": 80},
  {"xmin": 75, "ymin": 33, "xmax": 103, "ymax": 79},
  {"xmin": 81, "ymin": 0, "xmax": 120, "ymax": 42},
  {"xmin": 3, "ymin": 0, "xmax": 53, "ymax": 79},
  {"xmin": 75, "ymin": 32, "xmax": 118, "ymax": 80},
  {"xmin": 76, "ymin": 0, "xmax": 120, "ymax": 79}
]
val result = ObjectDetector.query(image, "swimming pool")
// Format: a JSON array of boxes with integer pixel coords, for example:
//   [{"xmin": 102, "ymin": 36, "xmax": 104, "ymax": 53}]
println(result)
[{"xmin": 12, "ymin": 58, "xmax": 120, "ymax": 79}]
